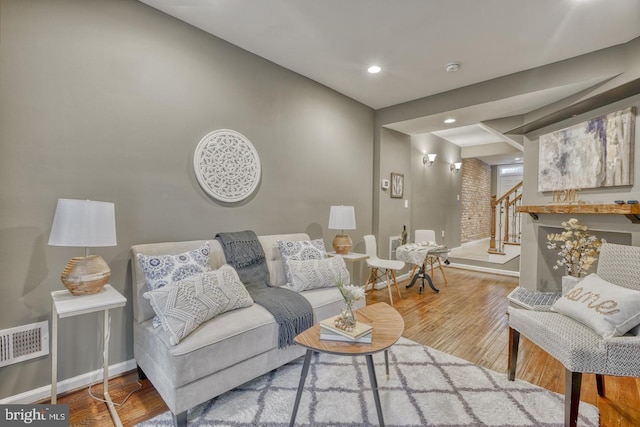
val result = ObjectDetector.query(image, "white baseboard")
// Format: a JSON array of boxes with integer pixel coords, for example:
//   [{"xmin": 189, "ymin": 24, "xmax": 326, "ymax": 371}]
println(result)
[
  {"xmin": 448, "ymin": 263, "xmax": 520, "ymax": 277},
  {"xmin": 0, "ymin": 359, "xmax": 137, "ymax": 404}
]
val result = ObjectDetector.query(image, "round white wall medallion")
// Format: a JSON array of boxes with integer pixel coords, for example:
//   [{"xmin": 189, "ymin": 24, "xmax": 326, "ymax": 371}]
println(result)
[{"xmin": 193, "ymin": 129, "xmax": 261, "ymax": 203}]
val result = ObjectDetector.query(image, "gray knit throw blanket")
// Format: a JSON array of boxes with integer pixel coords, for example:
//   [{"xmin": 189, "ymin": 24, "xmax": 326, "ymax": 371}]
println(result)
[{"xmin": 215, "ymin": 231, "xmax": 313, "ymax": 348}]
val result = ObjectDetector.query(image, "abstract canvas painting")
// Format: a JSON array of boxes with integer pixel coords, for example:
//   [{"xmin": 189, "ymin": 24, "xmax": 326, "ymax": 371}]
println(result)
[{"xmin": 538, "ymin": 107, "xmax": 635, "ymax": 192}]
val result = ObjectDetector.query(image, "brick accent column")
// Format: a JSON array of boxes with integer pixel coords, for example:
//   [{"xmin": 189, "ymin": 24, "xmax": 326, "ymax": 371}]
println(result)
[{"xmin": 460, "ymin": 158, "xmax": 491, "ymax": 243}]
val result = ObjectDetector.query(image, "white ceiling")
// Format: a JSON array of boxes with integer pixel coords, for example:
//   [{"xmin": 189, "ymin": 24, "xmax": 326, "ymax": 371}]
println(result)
[
  {"xmin": 433, "ymin": 125, "xmax": 504, "ymax": 147},
  {"xmin": 140, "ymin": 0, "xmax": 640, "ymax": 163}
]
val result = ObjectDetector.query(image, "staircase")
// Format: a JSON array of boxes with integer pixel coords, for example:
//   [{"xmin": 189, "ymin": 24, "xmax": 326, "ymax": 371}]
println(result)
[{"xmin": 488, "ymin": 181, "xmax": 523, "ymax": 255}]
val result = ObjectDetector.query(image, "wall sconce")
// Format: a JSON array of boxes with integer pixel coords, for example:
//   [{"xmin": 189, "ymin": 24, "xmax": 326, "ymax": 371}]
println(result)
[
  {"xmin": 450, "ymin": 162, "xmax": 462, "ymax": 173},
  {"xmin": 422, "ymin": 153, "xmax": 437, "ymax": 167}
]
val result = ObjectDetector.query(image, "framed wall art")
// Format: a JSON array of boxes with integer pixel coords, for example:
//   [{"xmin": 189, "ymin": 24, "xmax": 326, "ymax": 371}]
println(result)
[
  {"xmin": 538, "ymin": 107, "xmax": 635, "ymax": 192},
  {"xmin": 194, "ymin": 129, "xmax": 261, "ymax": 203},
  {"xmin": 390, "ymin": 172, "xmax": 404, "ymax": 198}
]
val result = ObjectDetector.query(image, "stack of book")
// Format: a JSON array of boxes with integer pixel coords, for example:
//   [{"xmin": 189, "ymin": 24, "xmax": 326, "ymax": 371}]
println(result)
[{"xmin": 319, "ymin": 315, "xmax": 373, "ymax": 343}]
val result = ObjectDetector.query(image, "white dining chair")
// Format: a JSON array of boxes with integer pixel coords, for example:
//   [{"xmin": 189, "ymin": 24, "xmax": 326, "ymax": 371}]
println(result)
[{"xmin": 363, "ymin": 235, "xmax": 404, "ymax": 305}]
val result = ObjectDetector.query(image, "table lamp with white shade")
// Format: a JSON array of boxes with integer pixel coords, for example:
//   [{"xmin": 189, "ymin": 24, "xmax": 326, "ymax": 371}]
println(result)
[
  {"xmin": 328, "ymin": 205, "xmax": 356, "ymax": 254},
  {"xmin": 48, "ymin": 198, "xmax": 117, "ymax": 296}
]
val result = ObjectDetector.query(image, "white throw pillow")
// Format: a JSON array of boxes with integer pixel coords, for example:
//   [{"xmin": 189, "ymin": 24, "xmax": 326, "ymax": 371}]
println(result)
[
  {"xmin": 143, "ymin": 265, "xmax": 253, "ymax": 345},
  {"xmin": 277, "ymin": 239, "xmax": 327, "ymax": 285},
  {"xmin": 552, "ymin": 273, "xmax": 640, "ymax": 338},
  {"xmin": 287, "ymin": 256, "xmax": 350, "ymax": 293}
]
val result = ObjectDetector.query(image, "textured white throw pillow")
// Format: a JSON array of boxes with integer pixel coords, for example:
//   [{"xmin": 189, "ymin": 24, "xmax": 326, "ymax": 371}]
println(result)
[
  {"xmin": 552, "ymin": 273, "xmax": 640, "ymax": 338},
  {"xmin": 286, "ymin": 256, "xmax": 350, "ymax": 293},
  {"xmin": 144, "ymin": 265, "xmax": 253, "ymax": 345}
]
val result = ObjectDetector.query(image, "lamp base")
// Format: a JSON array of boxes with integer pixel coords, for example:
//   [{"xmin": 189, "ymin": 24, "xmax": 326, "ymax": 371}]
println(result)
[
  {"xmin": 332, "ymin": 234, "xmax": 353, "ymax": 255},
  {"xmin": 61, "ymin": 255, "xmax": 111, "ymax": 296}
]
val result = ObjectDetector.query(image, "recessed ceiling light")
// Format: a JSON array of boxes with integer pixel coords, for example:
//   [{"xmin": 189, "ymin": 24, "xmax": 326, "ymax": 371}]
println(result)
[
  {"xmin": 515, "ymin": 157, "xmax": 522, "ymax": 161},
  {"xmin": 444, "ymin": 118, "xmax": 456, "ymax": 124},
  {"xmin": 445, "ymin": 62, "xmax": 461, "ymax": 72},
  {"xmin": 367, "ymin": 65, "xmax": 382, "ymax": 74}
]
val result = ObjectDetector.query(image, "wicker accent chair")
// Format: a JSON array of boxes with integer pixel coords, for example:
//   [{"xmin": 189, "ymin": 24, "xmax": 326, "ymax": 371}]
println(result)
[{"xmin": 508, "ymin": 242, "xmax": 640, "ymax": 427}]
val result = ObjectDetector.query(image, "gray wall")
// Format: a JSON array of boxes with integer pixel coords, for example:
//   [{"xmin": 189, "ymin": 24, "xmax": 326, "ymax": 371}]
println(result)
[
  {"xmin": 410, "ymin": 134, "xmax": 462, "ymax": 247},
  {"xmin": 375, "ymin": 128, "xmax": 412, "ymax": 259},
  {"xmin": 0, "ymin": 0, "xmax": 374, "ymax": 399}
]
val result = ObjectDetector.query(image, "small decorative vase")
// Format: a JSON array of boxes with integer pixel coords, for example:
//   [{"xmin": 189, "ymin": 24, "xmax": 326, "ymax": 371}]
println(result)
[
  {"xmin": 335, "ymin": 302, "xmax": 356, "ymax": 332},
  {"xmin": 562, "ymin": 275, "xmax": 582, "ymax": 296}
]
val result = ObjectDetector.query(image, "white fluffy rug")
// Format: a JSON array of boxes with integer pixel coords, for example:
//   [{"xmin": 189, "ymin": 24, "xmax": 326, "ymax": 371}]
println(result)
[{"xmin": 136, "ymin": 337, "xmax": 598, "ymax": 426}]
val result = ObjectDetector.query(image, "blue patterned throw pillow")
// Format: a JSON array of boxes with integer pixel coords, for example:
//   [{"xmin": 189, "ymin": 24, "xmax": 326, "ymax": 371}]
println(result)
[
  {"xmin": 277, "ymin": 239, "xmax": 327, "ymax": 286},
  {"xmin": 137, "ymin": 242, "xmax": 210, "ymax": 327}
]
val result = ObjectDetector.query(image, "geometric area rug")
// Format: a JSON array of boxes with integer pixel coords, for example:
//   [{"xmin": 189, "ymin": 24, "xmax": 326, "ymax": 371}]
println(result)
[{"xmin": 136, "ymin": 337, "xmax": 599, "ymax": 426}]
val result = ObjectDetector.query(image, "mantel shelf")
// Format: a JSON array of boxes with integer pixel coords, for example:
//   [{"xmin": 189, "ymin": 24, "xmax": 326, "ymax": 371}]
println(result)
[{"xmin": 517, "ymin": 204, "xmax": 640, "ymax": 223}]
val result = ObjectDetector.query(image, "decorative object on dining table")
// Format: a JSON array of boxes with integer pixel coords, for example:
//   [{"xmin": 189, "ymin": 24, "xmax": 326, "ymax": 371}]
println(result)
[
  {"xmin": 546, "ymin": 218, "xmax": 604, "ymax": 278},
  {"xmin": 328, "ymin": 205, "xmax": 356, "ymax": 254},
  {"xmin": 48, "ymin": 198, "xmax": 117, "ymax": 295},
  {"xmin": 401, "ymin": 225, "xmax": 408, "ymax": 245},
  {"xmin": 332, "ymin": 275, "xmax": 365, "ymax": 332}
]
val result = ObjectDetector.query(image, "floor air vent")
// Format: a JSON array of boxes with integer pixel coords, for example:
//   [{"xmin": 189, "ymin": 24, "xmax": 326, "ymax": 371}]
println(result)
[{"xmin": 0, "ymin": 321, "xmax": 49, "ymax": 367}]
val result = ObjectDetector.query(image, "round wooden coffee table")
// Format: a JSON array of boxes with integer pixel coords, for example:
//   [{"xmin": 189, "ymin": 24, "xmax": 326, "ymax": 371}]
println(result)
[{"xmin": 289, "ymin": 302, "xmax": 404, "ymax": 427}]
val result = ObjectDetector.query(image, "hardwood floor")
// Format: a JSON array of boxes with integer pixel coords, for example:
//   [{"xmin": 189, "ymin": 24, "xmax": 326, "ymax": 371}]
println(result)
[{"xmin": 56, "ymin": 267, "xmax": 640, "ymax": 426}]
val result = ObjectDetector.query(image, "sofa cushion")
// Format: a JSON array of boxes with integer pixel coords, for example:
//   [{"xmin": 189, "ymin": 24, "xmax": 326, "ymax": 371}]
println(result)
[
  {"xmin": 144, "ymin": 265, "xmax": 254, "ymax": 345},
  {"xmin": 135, "ymin": 286, "xmax": 347, "ymax": 388},
  {"xmin": 277, "ymin": 239, "xmax": 327, "ymax": 285},
  {"xmin": 286, "ymin": 256, "xmax": 349, "ymax": 293},
  {"xmin": 552, "ymin": 273, "xmax": 640, "ymax": 338}
]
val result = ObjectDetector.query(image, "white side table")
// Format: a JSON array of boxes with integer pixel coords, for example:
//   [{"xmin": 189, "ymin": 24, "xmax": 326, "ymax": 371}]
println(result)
[{"xmin": 51, "ymin": 284, "xmax": 126, "ymax": 427}]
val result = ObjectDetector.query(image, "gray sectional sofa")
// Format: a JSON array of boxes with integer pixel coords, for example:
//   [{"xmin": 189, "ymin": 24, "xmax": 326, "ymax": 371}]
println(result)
[{"xmin": 131, "ymin": 233, "xmax": 362, "ymax": 426}]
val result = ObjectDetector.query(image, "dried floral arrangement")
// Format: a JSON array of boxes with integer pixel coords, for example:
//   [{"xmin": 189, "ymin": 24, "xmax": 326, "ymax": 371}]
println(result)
[{"xmin": 546, "ymin": 218, "xmax": 605, "ymax": 277}]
